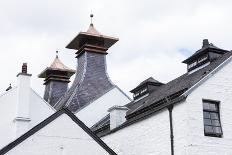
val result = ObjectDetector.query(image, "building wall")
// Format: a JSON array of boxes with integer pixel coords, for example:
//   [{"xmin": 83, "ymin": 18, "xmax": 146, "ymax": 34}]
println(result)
[
  {"xmin": 103, "ymin": 59, "xmax": 232, "ymax": 155},
  {"xmin": 174, "ymin": 59, "xmax": 232, "ymax": 155},
  {"xmin": 7, "ymin": 114, "xmax": 109, "ymax": 155},
  {"xmin": 0, "ymin": 88, "xmax": 18, "ymax": 149},
  {"xmin": 76, "ymin": 87, "xmax": 131, "ymax": 127},
  {"xmin": 0, "ymin": 87, "xmax": 54, "ymax": 149},
  {"xmin": 29, "ymin": 89, "xmax": 54, "ymax": 129},
  {"xmin": 172, "ymin": 101, "xmax": 189, "ymax": 155},
  {"xmin": 103, "ymin": 109, "xmax": 171, "ymax": 155}
]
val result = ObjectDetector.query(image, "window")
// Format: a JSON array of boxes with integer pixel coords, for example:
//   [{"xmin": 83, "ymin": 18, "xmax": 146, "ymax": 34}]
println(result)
[
  {"xmin": 203, "ymin": 100, "xmax": 222, "ymax": 137},
  {"xmin": 188, "ymin": 61, "xmax": 197, "ymax": 69},
  {"xmin": 140, "ymin": 87, "xmax": 148, "ymax": 94},
  {"xmin": 134, "ymin": 92, "xmax": 140, "ymax": 98},
  {"xmin": 198, "ymin": 55, "xmax": 208, "ymax": 63}
]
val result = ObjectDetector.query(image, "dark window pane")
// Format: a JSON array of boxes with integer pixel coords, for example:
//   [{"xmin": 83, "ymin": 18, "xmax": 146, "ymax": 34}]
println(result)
[
  {"xmin": 203, "ymin": 100, "xmax": 222, "ymax": 137},
  {"xmin": 203, "ymin": 112, "xmax": 210, "ymax": 118},
  {"xmin": 212, "ymin": 120, "xmax": 220, "ymax": 126},
  {"xmin": 204, "ymin": 119, "xmax": 212, "ymax": 125},
  {"xmin": 213, "ymin": 127, "xmax": 222, "ymax": 134},
  {"xmin": 203, "ymin": 103, "xmax": 210, "ymax": 110},
  {"xmin": 210, "ymin": 113, "xmax": 219, "ymax": 119},
  {"xmin": 209, "ymin": 103, "xmax": 217, "ymax": 111},
  {"xmin": 205, "ymin": 126, "xmax": 213, "ymax": 133}
]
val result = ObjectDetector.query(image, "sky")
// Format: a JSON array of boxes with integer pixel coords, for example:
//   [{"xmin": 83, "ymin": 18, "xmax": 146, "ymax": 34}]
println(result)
[{"xmin": 0, "ymin": 0, "xmax": 231, "ymax": 97}]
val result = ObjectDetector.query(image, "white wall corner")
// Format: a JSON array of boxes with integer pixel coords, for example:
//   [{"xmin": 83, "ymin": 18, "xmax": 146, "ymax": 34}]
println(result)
[{"xmin": 108, "ymin": 105, "xmax": 128, "ymax": 130}]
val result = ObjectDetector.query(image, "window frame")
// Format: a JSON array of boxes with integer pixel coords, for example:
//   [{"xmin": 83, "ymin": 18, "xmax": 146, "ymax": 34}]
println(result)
[{"xmin": 202, "ymin": 99, "xmax": 223, "ymax": 138}]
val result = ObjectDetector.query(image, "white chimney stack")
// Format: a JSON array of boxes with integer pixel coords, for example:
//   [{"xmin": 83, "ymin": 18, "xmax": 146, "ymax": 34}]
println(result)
[
  {"xmin": 15, "ymin": 63, "xmax": 32, "ymax": 137},
  {"xmin": 108, "ymin": 106, "xmax": 128, "ymax": 130}
]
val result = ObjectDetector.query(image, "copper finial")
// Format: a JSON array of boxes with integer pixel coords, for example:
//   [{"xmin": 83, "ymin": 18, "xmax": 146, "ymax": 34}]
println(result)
[
  {"xmin": 90, "ymin": 13, "xmax": 94, "ymax": 24},
  {"xmin": 56, "ymin": 50, "xmax": 59, "ymax": 58}
]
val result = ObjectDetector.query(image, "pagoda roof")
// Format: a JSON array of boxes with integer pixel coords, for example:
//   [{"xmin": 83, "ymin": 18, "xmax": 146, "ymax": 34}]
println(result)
[
  {"xmin": 66, "ymin": 24, "xmax": 118, "ymax": 50},
  {"xmin": 130, "ymin": 77, "xmax": 164, "ymax": 93},
  {"xmin": 183, "ymin": 39, "xmax": 228, "ymax": 63},
  {"xmin": 38, "ymin": 55, "xmax": 75, "ymax": 78}
]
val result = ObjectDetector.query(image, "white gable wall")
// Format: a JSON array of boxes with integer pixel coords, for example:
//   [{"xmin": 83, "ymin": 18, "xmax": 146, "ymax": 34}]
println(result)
[
  {"xmin": 0, "ymin": 76, "xmax": 54, "ymax": 149},
  {"xmin": 7, "ymin": 113, "xmax": 109, "ymax": 155},
  {"xmin": 103, "ymin": 109, "xmax": 171, "ymax": 155},
  {"xmin": 172, "ymin": 58, "xmax": 232, "ymax": 154},
  {"xmin": 0, "ymin": 88, "xmax": 18, "ymax": 149},
  {"xmin": 29, "ymin": 89, "xmax": 54, "ymax": 129},
  {"xmin": 76, "ymin": 87, "xmax": 131, "ymax": 127}
]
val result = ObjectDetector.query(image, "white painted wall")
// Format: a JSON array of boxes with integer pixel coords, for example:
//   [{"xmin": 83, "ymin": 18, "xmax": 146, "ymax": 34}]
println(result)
[
  {"xmin": 7, "ymin": 114, "xmax": 109, "ymax": 155},
  {"xmin": 0, "ymin": 74, "xmax": 54, "ymax": 149},
  {"xmin": 29, "ymin": 89, "xmax": 54, "ymax": 129},
  {"xmin": 76, "ymin": 87, "xmax": 131, "ymax": 127},
  {"xmin": 102, "ymin": 59, "xmax": 232, "ymax": 155},
  {"xmin": 0, "ymin": 87, "xmax": 18, "ymax": 149},
  {"xmin": 173, "ymin": 59, "xmax": 232, "ymax": 155},
  {"xmin": 103, "ymin": 109, "xmax": 171, "ymax": 155}
]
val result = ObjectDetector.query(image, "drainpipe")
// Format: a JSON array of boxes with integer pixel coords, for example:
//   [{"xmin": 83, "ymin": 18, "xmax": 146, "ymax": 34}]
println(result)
[{"xmin": 168, "ymin": 105, "xmax": 174, "ymax": 155}]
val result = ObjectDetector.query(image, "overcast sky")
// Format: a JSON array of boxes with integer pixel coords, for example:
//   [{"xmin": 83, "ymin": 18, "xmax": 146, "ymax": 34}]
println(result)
[{"xmin": 0, "ymin": 0, "xmax": 231, "ymax": 97}]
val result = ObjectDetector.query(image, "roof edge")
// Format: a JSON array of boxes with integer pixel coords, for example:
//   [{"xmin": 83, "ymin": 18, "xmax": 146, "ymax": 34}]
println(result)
[
  {"xmin": 0, "ymin": 108, "xmax": 117, "ymax": 155},
  {"xmin": 183, "ymin": 55, "xmax": 232, "ymax": 96}
]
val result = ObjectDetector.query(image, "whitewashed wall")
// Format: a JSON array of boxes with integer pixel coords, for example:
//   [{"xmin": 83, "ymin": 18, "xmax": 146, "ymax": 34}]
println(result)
[
  {"xmin": 173, "ymin": 59, "xmax": 232, "ymax": 155},
  {"xmin": 76, "ymin": 87, "xmax": 131, "ymax": 127},
  {"xmin": 0, "ymin": 75, "xmax": 54, "ymax": 149},
  {"xmin": 7, "ymin": 114, "xmax": 109, "ymax": 155},
  {"xmin": 29, "ymin": 89, "xmax": 54, "ymax": 129},
  {"xmin": 103, "ymin": 59, "xmax": 232, "ymax": 155},
  {"xmin": 103, "ymin": 109, "xmax": 171, "ymax": 155},
  {"xmin": 0, "ymin": 88, "xmax": 18, "ymax": 149}
]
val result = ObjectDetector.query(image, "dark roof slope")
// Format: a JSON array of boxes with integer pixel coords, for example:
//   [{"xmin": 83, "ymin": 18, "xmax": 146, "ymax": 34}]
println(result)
[
  {"xmin": 127, "ymin": 51, "xmax": 232, "ymax": 117},
  {"xmin": 0, "ymin": 108, "xmax": 117, "ymax": 155},
  {"xmin": 93, "ymin": 51, "xmax": 232, "ymax": 136}
]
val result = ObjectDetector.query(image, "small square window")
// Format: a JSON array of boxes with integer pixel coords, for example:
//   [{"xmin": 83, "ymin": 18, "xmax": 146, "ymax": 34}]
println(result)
[{"xmin": 203, "ymin": 100, "xmax": 222, "ymax": 137}]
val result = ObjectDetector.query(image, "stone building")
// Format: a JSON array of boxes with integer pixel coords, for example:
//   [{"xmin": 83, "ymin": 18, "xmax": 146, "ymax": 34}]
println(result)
[{"xmin": 93, "ymin": 39, "xmax": 232, "ymax": 155}]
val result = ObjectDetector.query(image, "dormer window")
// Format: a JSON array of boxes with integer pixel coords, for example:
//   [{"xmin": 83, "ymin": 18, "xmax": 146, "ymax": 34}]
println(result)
[
  {"xmin": 183, "ymin": 39, "xmax": 228, "ymax": 73},
  {"xmin": 188, "ymin": 61, "xmax": 197, "ymax": 70},
  {"xmin": 130, "ymin": 77, "xmax": 164, "ymax": 101}
]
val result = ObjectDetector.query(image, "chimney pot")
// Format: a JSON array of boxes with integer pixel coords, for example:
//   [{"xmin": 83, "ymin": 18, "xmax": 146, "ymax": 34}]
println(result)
[
  {"xmin": 22, "ymin": 63, "xmax": 27, "ymax": 74},
  {"xmin": 202, "ymin": 39, "xmax": 209, "ymax": 48},
  {"xmin": 108, "ymin": 106, "xmax": 128, "ymax": 130}
]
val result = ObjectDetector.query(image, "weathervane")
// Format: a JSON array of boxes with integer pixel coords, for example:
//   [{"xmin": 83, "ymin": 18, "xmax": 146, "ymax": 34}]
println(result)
[
  {"xmin": 90, "ymin": 12, "xmax": 93, "ymax": 24},
  {"xmin": 56, "ymin": 50, "xmax": 59, "ymax": 58}
]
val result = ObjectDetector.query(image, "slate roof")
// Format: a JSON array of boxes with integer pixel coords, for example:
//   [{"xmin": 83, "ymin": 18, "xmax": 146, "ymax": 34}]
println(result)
[
  {"xmin": 92, "ymin": 50, "xmax": 232, "ymax": 136},
  {"xmin": 0, "ymin": 108, "xmax": 117, "ymax": 155},
  {"xmin": 127, "ymin": 52, "xmax": 231, "ymax": 117}
]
